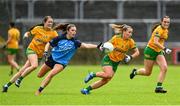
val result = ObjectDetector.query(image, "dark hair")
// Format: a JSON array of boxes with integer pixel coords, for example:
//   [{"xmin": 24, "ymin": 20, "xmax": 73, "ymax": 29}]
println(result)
[
  {"xmin": 42, "ymin": 16, "xmax": 52, "ymax": 23},
  {"xmin": 151, "ymin": 16, "xmax": 170, "ymax": 32},
  {"xmin": 66, "ymin": 24, "xmax": 76, "ymax": 31},
  {"xmin": 161, "ymin": 16, "xmax": 170, "ymax": 22},
  {"xmin": 28, "ymin": 23, "xmax": 44, "ymax": 31},
  {"xmin": 9, "ymin": 22, "xmax": 15, "ymax": 27},
  {"xmin": 26, "ymin": 16, "xmax": 53, "ymax": 31},
  {"xmin": 53, "ymin": 23, "xmax": 69, "ymax": 31},
  {"xmin": 151, "ymin": 23, "xmax": 161, "ymax": 33}
]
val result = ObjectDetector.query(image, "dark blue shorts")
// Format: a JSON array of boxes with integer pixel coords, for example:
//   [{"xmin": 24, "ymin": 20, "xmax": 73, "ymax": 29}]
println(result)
[{"xmin": 45, "ymin": 55, "xmax": 66, "ymax": 69}]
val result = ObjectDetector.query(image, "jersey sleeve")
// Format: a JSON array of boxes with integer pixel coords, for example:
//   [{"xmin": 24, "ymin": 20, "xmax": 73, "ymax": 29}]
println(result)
[
  {"xmin": 154, "ymin": 27, "xmax": 162, "ymax": 38},
  {"xmin": 74, "ymin": 40, "xmax": 82, "ymax": 48},
  {"xmin": 28, "ymin": 24, "xmax": 44, "ymax": 31},
  {"xmin": 30, "ymin": 26, "xmax": 38, "ymax": 36},
  {"xmin": 75, "ymin": 40, "xmax": 82, "ymax": 48},
  {"xmin": 108, "ymin": 35, "xmax": 116, "ymax": 43},
  {"xmin": 129, "ymin": 39, "xmax": 137, "ymax": 50},
  {"xmin": 49, "ymin": 35, "xmax": 65, "ymax": 47}
]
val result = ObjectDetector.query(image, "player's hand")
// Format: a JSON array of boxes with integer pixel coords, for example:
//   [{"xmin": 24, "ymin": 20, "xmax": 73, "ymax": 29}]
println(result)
[
  {"xmin": 23, "ymin": 32, "xmax": 29, "ymax": 39},
  {"xmin": 124, "ymin": 55, "xmax": 133, "ymax": 63},
  {"xmin": 164, "ymin": 48, "xmax": 172, "ymax": 54},
  {"xmin": 43, "ymin": 51, "xmax": 48, "ymax": 60},
  {"xmin": 97, "ymin": 42, "xmax": 103, "ymax": 51}
]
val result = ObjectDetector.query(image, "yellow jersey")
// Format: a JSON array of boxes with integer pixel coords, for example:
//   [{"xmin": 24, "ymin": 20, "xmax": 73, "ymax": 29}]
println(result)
[
  {"xmin": 147, "ymin": 25, "xmax": 168, "ymax": 52},
  {"xmin": 108, "ymin": 34, "xmax": 136, "ymax": 62},
  {"xmin": 7, "ymin": 28, "xmax": 20, "ymax": 49},
  {"xmin": 28, "ymin": 26, "xmax": 58, "ymax": 58}
]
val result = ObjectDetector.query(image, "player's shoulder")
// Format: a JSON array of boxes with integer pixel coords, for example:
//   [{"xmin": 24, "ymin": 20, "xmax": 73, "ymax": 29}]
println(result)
[
  {"xmin": 9, "ymin": 28, "xmax": 16, "ymax": 33},
  {"xmin": 155, "ymin": 25, "xmax": 163, "ymax": 31},
  {"xmin": 128, "ymin": 38, "xmax": 135, "ymax": 43},
  {"xmin": 111, "ymin": 34, "xmax": 122, "ymax": 40},
  {"xmin": 33, "ymin": 26, "xmax": 43, "ymax": 30}
]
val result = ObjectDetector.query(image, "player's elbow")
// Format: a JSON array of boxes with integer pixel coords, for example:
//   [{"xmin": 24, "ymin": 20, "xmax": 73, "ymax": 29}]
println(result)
[
  {"xmin": 136, "ymin": 50, "xmax": 140, "ymax": 56},
  {"xmin": 133, "ymin": 49, "xmax": 140, "ymax": 58}
]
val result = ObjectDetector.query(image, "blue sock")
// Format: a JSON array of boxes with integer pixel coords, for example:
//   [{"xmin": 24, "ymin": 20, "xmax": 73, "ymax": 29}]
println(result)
[{"xmin": 86, "ymin": 86, "xmax": 92, "ymax": 91}]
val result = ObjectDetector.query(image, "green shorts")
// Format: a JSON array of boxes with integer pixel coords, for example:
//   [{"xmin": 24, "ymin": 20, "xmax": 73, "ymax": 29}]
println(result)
[
  {"xmin": 101, "ymin": 55, "xmax": 120, "ymax": 72},
  {"xmin": 144, "ymin": 46, "xmax": 163, "ymax": 60},
  {"xmin": 6, "ymin": 48, "xmax": 18, "ymax": 55},
  {"xmin": 26, "ymin": 48, "xmax": 42, "ymax": 62},
  {"xmin": 26, "ymin": 48, "xmax": 36, "ymax": 56}
]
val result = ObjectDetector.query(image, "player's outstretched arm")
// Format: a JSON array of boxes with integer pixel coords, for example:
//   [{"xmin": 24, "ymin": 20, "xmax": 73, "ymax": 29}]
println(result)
[{"xmin": 80, "ymin": 42, "xmax": 101, "ymax": 49}]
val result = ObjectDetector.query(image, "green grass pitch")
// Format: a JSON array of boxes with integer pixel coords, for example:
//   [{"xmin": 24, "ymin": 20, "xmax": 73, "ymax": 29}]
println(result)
[{"xmin": 0, "ymin": 65, "xmax": 180, "ymax": 105}]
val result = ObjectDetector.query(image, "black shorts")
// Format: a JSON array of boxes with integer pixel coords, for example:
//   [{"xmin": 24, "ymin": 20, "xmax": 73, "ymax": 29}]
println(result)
[{"xmin": 45, "ymin": 55, "xmax": 66, "ymax": 69}]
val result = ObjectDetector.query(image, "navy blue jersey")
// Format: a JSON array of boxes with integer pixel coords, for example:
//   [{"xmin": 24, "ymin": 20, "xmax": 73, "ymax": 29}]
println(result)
[{"xmin": 49, "ymin": 34, "xmax": 81, "ymax": 65}]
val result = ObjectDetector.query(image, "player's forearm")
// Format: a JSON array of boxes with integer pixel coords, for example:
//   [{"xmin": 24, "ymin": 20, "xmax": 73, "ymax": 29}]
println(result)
[
  {"xmin": 44, "ymin": 42, "xmax": 50, "ymax": 52},
  {"xmin": 131, "ymin": 48, "xmax": 140, "ymax": 58},
  {"xmin": 154, "ymin": 42, "xmax": 164, "ymax": 49},
  {"xmin": 6, "ymin": 37, "xmax": 11, "ymax": 45},
  {"xmin": 81, "ymin": 43, "xmax": 97, "ymax": 49},
  {"xmin": 154, "ymin": 36, "xmax": 164, "ymax": 49}
]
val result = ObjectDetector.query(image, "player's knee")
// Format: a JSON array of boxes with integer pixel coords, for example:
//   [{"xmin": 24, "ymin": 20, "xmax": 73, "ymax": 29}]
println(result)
[
  {"xmin": 31, "ymin": 64, "xmax": 38, "ymax": 70},
  {"xmin": 7, "ymin": 59, "xmax": 12, "ymax": 64},
  {"xmin": 104, "ymin": 74, "xmax": 113, "ymax": 79},
  {"xmin": 161, "ymin": 65, "xmax": 168, "ymax": 73},
  {"xmin": 47, "ymin": 73, "xmax": 55, "ymax": 79}
]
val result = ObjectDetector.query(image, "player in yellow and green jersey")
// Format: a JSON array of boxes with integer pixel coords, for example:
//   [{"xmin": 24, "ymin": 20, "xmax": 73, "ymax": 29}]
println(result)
[
  {"xmin": 2, "ymin": 16, "xmax": 58, "ymax": 92},
  {"xmin": 129, "ymin": 16, "xmax": 171, "ymax": 93},
  {"xmin": 81, "ymin": 24, "xmax": 140, "ymax": 95},
  {"xmin": 5, "ymin": 22, "xmax": 20, "ymax": 76}
]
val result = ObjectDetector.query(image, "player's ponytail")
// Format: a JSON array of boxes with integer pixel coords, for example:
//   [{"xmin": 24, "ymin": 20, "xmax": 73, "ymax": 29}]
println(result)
[
  {"xmin": 151, "ymin": 23, "xmax": 161, "ymax": 33},
  {"xmin": 53, "ymin": 23, "xmax": 69, "ymax": 34},
  {"xmin": 28, "ymin": 23, "xmax": 44, "ymax": 31},
  {"xmin": 110, "ymin": 24, "xmax": 124, "ymax": 34}
]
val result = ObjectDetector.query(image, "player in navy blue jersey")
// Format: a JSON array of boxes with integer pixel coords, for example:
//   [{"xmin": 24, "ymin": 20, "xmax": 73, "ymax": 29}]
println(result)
[{"xmin": 35, "ymin": 24, "xmax": 102, "ymax": 95}]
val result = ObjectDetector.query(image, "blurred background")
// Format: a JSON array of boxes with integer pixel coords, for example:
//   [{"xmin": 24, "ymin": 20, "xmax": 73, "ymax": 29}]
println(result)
[{"xmin": 0, "ymin": 0, "xmax": 180, "ymax": 65}]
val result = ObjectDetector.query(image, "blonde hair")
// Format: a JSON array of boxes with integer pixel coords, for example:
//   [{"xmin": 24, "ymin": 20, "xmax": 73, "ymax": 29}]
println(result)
[{"xmin": 110, "ymin": 24, "xmax": 132, "ymax": 33}]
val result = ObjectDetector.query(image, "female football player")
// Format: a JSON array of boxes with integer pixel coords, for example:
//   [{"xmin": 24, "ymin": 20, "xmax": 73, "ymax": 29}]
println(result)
[
  {"xmin": 35, "ymin": 24, "xmax": 102, "ymax": 95},
  {"xmin": 2, "ymin": 16, "xmax": 58, "ymax": 92},
  {"xmin": 81, "ymin": 24, "xmax": 140, "ymax": 95},
  {"xmin": 4, "ymin": 22, "xmax": 20, "ymax": 76},
  {"xmin": 129, "ymin": 16, "xmax": 171, "ymax": 93}
]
